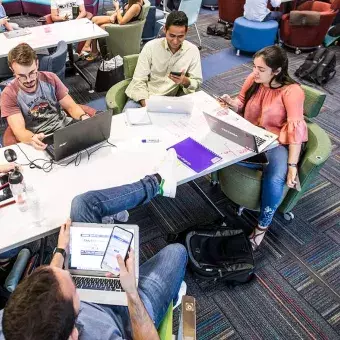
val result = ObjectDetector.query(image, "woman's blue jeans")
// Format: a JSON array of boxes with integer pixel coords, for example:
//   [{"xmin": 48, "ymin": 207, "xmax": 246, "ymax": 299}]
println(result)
[{"xmin": 239, "ymin": 145, "xmax": 288, "ymax": 227}]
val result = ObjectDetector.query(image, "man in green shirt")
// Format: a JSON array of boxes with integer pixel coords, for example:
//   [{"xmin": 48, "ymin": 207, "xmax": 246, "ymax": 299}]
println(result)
[{"xmin": 124, "ymin": 11, "xmax": 202, "ymax": 110}]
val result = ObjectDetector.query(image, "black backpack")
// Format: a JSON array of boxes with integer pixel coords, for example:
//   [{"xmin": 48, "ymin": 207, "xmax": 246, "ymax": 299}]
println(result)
[
  {"xmin": 295, "ymin": 48, "xmax": 336, "ymax": 93},
  {"xmin": 207, "ymin": 23, "xmax": 229, "ymax": 38},
  {"xmin": 167, "ymin": 219, "xmax": 255, "ymax": 285}
]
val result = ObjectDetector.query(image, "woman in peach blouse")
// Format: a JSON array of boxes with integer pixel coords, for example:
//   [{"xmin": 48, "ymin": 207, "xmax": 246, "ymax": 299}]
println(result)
[{"xmin": 219, "ymin": 46, "xmax": 308, "ymax": 250}]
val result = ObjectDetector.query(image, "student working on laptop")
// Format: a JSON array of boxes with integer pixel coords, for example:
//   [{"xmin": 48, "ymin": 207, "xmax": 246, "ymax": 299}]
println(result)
[
  {"xmin": 124, "ymin": 11, "xmax": 202, "ymax": 110},
  {"xmin": 217, "ymin": 46, "xmax": 308, "ymax": 250},
  {"xmin": 0, "ymin": 43, "xmax": 94, "ymax": 150},
  {"xmin": 0, "ymin": 150, "xmax": 188, "ymax": 340}
]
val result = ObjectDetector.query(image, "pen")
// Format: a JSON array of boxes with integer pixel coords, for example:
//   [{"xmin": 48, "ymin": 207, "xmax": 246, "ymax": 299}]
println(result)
[{"xmin": 142, "ymin": 139, "xmax": 160, "ymax": 143}]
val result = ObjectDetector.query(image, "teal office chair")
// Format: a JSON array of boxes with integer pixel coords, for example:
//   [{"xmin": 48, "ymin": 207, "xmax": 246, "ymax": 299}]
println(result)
[{"xmin": 157, "ymin": 0, "xmax": 203, "ymax": 49}]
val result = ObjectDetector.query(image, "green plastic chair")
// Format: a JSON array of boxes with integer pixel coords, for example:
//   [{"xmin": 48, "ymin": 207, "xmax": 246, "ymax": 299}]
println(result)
[
  {"xmin": 217, "ymin": 85, "xmax": 332, "ymax": 221},
  {"xmin": 105, "ymin": 54, "xmax": 140, "ymax": 115},
  {"xmin": 158, "ymin": 302, "xmax": 173, "ymax": 340},
  {"xmin": 105, "ymin": 53, "xmax": 187, "ymax": 115},
  {"xmin": 102, "ymin": 1, "xmax": 150, "ymax": 58}
]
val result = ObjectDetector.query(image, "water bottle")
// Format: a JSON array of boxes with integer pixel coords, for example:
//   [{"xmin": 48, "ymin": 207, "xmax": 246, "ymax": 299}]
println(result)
[
  {"xmin": 8, "ymin": 167, "xmax": 28, "ymax": 212},
  {"xmin": 26, "ymin": 185, "xmax": 42, "ymax": 225}
]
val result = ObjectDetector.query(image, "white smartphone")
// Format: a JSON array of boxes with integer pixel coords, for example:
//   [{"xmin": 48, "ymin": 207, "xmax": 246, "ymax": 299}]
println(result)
[{"xmin": 101, "ymin": 226, "xmax": 133, "ymax": 275}]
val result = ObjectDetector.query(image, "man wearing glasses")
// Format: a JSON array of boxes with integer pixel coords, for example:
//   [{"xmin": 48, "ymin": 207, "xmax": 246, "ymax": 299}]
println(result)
[{"xmin": 0, "ymin": 43, "xmax": 90, "ymax": 150}]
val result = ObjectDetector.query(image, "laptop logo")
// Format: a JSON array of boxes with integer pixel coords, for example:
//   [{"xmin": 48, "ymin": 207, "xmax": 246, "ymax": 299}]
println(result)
[
  {"xmin": 166, "ymin": 106, "xmax": 173, "ymax": 110},
  {"xmin": 59, "ymin": 142, "xmax": 67, "ymax": 147}
]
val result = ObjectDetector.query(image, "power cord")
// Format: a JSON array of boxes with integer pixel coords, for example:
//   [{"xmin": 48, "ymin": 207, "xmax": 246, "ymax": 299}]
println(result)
[{"xmin": 15, "ymin": 141, "xmax": 116, "ymax": 173}]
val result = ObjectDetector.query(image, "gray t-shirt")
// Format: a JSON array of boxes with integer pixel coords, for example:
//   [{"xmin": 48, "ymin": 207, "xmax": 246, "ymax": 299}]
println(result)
[
  {"xmin": 1, "ymin": 71, "xmax": 73, "ymax": 134},
  {"xmin": 0, "ymin": 301, "xmax": 132, "ymax": 339}
]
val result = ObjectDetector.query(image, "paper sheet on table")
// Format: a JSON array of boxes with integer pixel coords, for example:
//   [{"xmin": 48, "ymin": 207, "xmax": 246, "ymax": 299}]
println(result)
[{"xmin": 125, "ymin": 107, "xmax": 152, "ymax": 125}]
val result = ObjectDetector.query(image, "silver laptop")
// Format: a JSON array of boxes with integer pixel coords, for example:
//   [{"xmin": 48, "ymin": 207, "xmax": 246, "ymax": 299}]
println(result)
[
  {"xmin": 66, "ymin": 223, "xmax": 139, "ymax": 306},
  {"xmin": 4, "ymin": 28, "xmax": 31, "ymax": 39},
  {"xmin": 203, "ymin": 112, "xmax": 276, "ymax": 153},
  {"xmin": 146, "ymin": 96, "xmax": 194, "ymax": 114}
]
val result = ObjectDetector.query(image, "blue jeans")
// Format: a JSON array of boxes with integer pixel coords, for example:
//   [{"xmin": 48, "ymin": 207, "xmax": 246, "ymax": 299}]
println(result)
[
  {"xmin": 70, "ymin": 175, "xmax": 187, "ymax": 332},
  {"xmin": 239, "ymin": 145, "xmax": 288, "ymax": 227},
  {"xmin": 263, "ymin": 11, "xmax": 283, "ymax": 22},
  {"xmin": 70, "ymin": 175, "xmax": 159, "ymax": 223},
  {"xmin": 123, "ymin": 98, "xmax": 142, "ymax": 111}
]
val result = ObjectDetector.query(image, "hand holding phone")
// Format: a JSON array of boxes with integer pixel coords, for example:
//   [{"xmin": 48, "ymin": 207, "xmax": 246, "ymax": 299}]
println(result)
[
  {"xmin": 170, "ymin": 71, "xmax": 182, "ymax": 77},
  {"xmin": 101, "ymin": 226, "xmax": 133, "ymax": 276}
]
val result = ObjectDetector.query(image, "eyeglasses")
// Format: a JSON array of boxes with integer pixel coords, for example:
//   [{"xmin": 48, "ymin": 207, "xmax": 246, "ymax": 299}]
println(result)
[{"xmin": 16, "ymin": 69, "xmax": 38, "ymax": 83}]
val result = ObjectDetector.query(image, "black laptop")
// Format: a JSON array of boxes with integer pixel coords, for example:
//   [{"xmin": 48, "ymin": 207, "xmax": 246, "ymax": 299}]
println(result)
[
  {"xmin": 203, "ymin": 112, "xmax": 268, "ymax": 154},
  {"xmin": 43, "ymin": 110, "xmax": 112, "ymax": 162}
]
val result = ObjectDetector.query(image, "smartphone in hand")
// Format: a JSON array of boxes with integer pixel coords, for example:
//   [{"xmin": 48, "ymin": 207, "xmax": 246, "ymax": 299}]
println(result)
[
  {"xmin": 101, "ymin": 226, "xmax": 133, "ymax": 276},
  {"xmin": 170, "ymin": 71, "xmax": 182, "ymax": 77}
]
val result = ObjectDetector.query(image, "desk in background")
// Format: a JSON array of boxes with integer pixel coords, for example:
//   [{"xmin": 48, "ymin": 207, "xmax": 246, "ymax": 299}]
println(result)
[{"xmin": 0, "ymin": 19, "xmax": 108, "ymax": 91}]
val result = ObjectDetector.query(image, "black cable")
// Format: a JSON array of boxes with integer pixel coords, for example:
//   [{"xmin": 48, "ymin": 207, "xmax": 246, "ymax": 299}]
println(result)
[{"xmin": 15, "ymin": 141, "xmax": 116, "ymax": 172}]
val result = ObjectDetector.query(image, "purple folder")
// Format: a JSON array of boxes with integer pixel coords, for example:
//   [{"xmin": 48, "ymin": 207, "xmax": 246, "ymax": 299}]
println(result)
[{"xmin": 168, "ymin": 137, "xmax": 222, "ymax": 173}]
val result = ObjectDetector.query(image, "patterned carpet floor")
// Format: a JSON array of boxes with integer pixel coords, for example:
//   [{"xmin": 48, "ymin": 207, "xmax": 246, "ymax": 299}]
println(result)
[{"xmin": 2, "ymin": 6, "xmax": 340, "ymax": 339}]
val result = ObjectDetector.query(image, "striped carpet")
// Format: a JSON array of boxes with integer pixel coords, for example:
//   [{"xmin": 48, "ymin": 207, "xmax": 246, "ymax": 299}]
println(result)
[{"xmin": 2, "ymin": 7, "xmax": 340, "ymax": 339}]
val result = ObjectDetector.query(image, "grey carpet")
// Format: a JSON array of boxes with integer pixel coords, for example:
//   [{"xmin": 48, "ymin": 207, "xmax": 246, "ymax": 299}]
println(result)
[{"xmin": 2, "ymin": 8, "xmax": 340, "ymax": 339}]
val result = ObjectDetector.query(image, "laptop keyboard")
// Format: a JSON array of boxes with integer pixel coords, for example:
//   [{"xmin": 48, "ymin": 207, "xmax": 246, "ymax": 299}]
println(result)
[
  {"xmin": 73, "ymin": 276, "xmax": 124, "ymax": 292},
  {"xmin": 254, "ymin": 135, "xmax": 266, "ymax": 147}
]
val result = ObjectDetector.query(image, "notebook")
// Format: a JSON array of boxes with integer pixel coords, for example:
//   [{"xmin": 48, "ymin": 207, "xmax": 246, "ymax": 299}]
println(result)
[
  {"xmin": 168, "ymin": 137, "xmax": 222, "ymax": 173},
  {"xmin": 125, "ymin": 107, "xmax": 152, "ymax": 125}
]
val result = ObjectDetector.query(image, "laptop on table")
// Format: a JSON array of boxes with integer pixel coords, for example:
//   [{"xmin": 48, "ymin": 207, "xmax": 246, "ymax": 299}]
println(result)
[
  {"xmin": 203, "ymin": 112, "xmax": 277, "ymax": 154},
  {"xmin": 43, "ymin": 110, "xmax": 112, "ymax": 162},
  {"xmin": 146, "ymin": 96, "xmax": 194, "ymax": 114},
  {"xmin": 66, "ymin": 223, "xmax": 139, "ymax": 306}
]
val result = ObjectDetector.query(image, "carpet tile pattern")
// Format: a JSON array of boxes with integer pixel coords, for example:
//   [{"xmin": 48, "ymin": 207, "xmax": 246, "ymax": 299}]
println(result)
[{"xmin": 2, "ymin": 7, "xmax": 340, "ymax": 339}]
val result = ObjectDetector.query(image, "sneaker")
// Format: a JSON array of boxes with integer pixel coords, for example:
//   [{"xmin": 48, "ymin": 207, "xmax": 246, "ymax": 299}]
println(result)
[
  {"xmin": 102, "ymin": 210, "xmax": 129, "ymax": 224},
  {"xmin": 173, "ymin": 281, "xmax": 187, "ymax": 310},
  {"xmin": 157, "ymin": 148, "xmax": 178, "ymax": 198}
]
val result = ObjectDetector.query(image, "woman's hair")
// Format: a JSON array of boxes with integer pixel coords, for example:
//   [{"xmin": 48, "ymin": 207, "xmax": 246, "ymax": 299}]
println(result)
[
  {"xmin": 242, "ymin": 45, "xmax": 297, "ymax": 114},
  {"xmin": 128, "ymin": 0, "xmax": 140, "ymax": 8}
]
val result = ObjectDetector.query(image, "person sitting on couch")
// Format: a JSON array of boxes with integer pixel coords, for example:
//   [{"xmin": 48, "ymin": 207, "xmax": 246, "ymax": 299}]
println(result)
[
  {"xmin": 244, "ymin": 0, "xmax": 282, "ymax": 22},
  {"xmin": 124, "ymin": 10, "xmax": 202, "ymax": 110},
  {"xmin": 80, "ymin": 0, "xmax": 144, "ymax": 61},
  {"xmin": 0, "ymin": 43, "xmax": 91, "ymax": 150},
  {"xmin": 51, "ymin": 0, "xmax": 87, "ymax": 22}
]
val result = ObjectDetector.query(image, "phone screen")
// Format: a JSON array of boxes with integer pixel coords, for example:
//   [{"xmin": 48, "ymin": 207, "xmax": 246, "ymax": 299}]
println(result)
[{"xmin": 101, "ymin": 227, "xmax": 133, "ymax": 274}]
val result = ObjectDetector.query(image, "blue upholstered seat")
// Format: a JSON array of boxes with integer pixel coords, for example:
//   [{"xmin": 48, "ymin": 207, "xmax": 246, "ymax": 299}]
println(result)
[{"xmin": 231, "ymin": 17, "xmax": 278, "ymax": 54}]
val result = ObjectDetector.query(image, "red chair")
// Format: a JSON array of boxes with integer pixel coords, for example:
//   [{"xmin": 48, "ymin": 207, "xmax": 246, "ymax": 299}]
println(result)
[
  {"xmin": 3, "ymin": 105, "xmax": 96, "ymax": 147},
  {"xmin": 218, "ymin": 0, "xmax": 246, "ymax": 24},
  {"xmin": 280, "ymin": 0, "xmax": 340, "ymax": 54}
]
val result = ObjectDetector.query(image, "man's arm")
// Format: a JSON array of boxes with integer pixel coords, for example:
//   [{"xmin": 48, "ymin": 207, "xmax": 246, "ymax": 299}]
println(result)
[
  {"xmin": 51, "ymin": 8, "xmax": 66, "ymax": 22},
  {"xmin": 50, "ymin": 219, "xmax": 71, "ymax": 268},
  {"xmin": 7, "ymin": 114, "xmax": 47, "ymax": 149},
  {"xmin": 59, "ymin": 94, "xmax": 86, "ymax": 120},
  {"xmin": 125, "ymin": 44, "xmax": 152, "ymax": 105},
  {"xmin": 76, "ymin": 4, "xmax": 87, "ymax": 19},
  {"xmin": 182, "ymin": 47, "xmax": 202, "ymax": 94},
  {"xmin": 109, "ymin": 251, "xmax": 159, "ymax": 340}
]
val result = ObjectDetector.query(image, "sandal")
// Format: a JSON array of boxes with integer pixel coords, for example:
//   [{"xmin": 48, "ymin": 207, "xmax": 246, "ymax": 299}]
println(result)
[
  {"xmin": 249, "ymin": 225, "xmax": 267, "ymax": 251},
  {"xmin": 85, "ymin": 53, "xmax": 99, "ymax": 62}
]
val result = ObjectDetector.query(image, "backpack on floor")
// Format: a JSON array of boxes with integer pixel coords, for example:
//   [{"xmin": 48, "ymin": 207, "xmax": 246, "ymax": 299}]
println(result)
[
  {"xmin": 167, "ymin": 218, "xmax": 255, "ymax": 285},
  {"xmin": 295, "ymin": 48, "xmax": 336, "ymax": 93},
  {"xmin": 207, "ymin": 23, "xmax": 229, "ymax": 38}
]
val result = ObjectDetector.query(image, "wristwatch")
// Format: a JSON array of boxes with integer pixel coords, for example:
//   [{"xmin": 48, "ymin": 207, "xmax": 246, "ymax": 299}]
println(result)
[
  {"xmin": 288, "ymin": 163, "xmax": 297, "ymax": 168},
  {"xmin": 53, "ymin": 247, "xmax": 66, "ymax": 259}
]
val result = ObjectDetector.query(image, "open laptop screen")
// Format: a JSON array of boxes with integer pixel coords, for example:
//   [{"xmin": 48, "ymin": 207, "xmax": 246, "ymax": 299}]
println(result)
[{"xmin": 69, "ymin": 226, "xmax": 112, "ymax": 271}]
